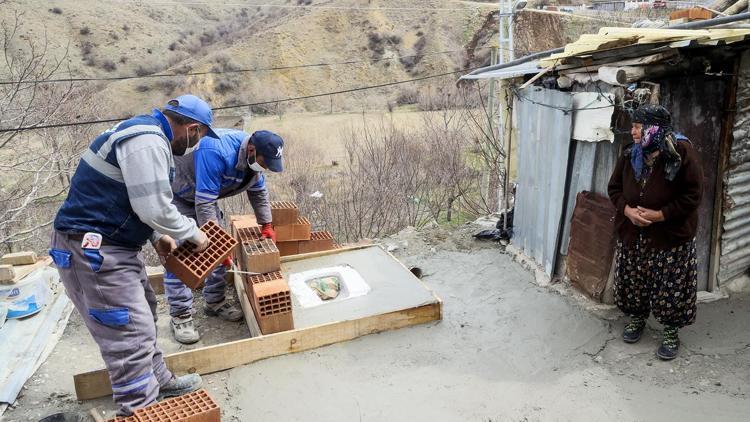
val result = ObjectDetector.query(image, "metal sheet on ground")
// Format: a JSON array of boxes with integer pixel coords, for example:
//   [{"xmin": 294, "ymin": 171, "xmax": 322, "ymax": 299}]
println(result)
[{"xmin": 281, "ymin": 246, "xmax": 438, "ymax": 328}]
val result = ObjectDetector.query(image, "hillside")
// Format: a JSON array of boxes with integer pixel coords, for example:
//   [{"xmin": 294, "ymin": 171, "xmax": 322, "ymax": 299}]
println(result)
[{"xmin": 0, "ymin": 0, "xmax": 495, "ymax": 116}]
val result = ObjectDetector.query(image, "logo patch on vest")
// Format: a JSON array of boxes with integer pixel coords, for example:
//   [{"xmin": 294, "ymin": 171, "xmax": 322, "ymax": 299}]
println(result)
[{"xmin": 81, "ymin": 232, "xmax": 103, "ymax": 250}]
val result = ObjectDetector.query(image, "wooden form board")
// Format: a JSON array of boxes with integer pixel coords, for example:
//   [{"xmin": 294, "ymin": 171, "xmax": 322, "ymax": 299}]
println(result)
[
  {"xmin": 73, "ymin": 245, "xmax": 442, "ymax": 401},
  {"xmin": 9, "ymin": 257, "xmax": 53, "ymax": 283}
]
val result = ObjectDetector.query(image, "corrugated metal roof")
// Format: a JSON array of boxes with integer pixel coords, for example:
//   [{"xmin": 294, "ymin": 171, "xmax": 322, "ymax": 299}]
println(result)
[
  {"xmin": 460, "ymin": 60, "xmax": 541, "ymax": 80},
  {"xmin": 718, "ymin": 51, "xmax": 750, "ymax": 284},
  {"xmin": 539, "ymin": 28, "xmax": 750, "ymax": 67}
]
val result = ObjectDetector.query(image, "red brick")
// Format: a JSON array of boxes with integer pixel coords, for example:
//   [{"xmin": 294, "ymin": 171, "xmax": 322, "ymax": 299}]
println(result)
[
  {"xmin": 274, "ymin": 217, "xmax": 311, "ymax": 242},
  {"xmin": 241, "ymin": 239, "xmax": 280, "ymax": 274},
  {"xmin": 243, "ymin": 271, "xmax": 294, "ymax": 334},
  {"xmin": 275, "ymin": 240, "xmax": 300, "ymax": 257},
  {"xmin": 270, "ymin": 201, "xmax": 299, "ymax": 225},
  {"xmin": 133, "ymin": 389, "xmax": 220, "ymax": 422},
  {"xmin": 297, "ymin": 231, "xmax": 335, "ymax": 254},
  {"xmin": 164, "ymin": 221, "xmax": 237, "ymax": 289}
]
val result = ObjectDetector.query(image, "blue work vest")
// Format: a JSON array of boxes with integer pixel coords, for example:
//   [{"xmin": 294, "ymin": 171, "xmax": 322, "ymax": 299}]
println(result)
[{"xmin": 54, "ymin": 112, "xmax": 172, "ymax": 247}]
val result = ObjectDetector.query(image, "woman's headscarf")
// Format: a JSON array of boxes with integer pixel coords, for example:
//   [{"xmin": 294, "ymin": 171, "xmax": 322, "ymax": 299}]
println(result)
[{"xmin": 630, "ymin": 105, "xmax": 683, "ymax": 182}]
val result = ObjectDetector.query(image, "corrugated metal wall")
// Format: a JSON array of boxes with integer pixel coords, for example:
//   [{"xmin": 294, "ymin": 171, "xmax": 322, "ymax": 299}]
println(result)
[
  {"xmin": 513, "ymin": 87, "xmax": 573, "ymax": 275},
  {"xmin": 719, "ymin": 51, "xmax": 750, "ymax": 283}
]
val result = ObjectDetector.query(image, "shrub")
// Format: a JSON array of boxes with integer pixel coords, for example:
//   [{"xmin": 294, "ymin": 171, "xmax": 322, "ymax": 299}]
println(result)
[{"xmin": 99, "ymin": 60, "xmax": 117, "ymax": 72}]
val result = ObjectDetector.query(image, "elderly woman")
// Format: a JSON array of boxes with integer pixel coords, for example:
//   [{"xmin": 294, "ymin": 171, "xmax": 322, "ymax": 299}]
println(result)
[{"xmin": 607, "ymin": 105, "xmax": 703, "ymax": 360}]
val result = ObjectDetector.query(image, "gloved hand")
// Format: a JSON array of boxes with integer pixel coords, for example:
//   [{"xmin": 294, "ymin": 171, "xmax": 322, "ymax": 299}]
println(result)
[
  {"xmin": 261, "ymin": 223, "xmax": 276, "ymax": 242},
  {"xmin": 222, "ymin": 256, "xmax": 233, "ymax": 268}
]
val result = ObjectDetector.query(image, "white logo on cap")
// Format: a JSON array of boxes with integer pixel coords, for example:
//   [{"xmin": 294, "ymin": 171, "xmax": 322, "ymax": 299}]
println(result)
[{"xmin": 275, "ymin": 146, "xmax": 283, "ymax": 158}]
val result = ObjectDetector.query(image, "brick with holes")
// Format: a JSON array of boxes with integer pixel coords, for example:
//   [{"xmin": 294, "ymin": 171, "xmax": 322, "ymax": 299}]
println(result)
[
  {"xmin": 164, "ymin": 221, "xmax": 238, "ymax": 289},
  {"xmin": 243, "ymin": 271, "xmax": 293, "ymax": 334},
  {"xmin": 132, "ymin": 389, "xmax": 220, "ymax": 422},
  {"xmin": 274, "ymin": 217, "xmax": 311, "ymax": 242},
  {"xmin": 241, "ymin": 238, "xmax": 280, "ymax": 274},
  {"xmin": 270, "ymin": 201, "xmax": 299, "ymax": 226}
]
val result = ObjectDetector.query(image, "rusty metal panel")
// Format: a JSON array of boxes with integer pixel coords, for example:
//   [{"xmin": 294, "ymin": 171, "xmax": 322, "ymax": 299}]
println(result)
[
  {"xmin": 560, "ymin": 139, "xmax": 621, "ymax": 255},
  {"xmin": 719, "ymin": 51, "xmax": 750, "ymax": 283},
  {"xmin": 567, "ymin": 191, "xmax": 617, "ymax": 301},
  {"xmin": 512, "ymin": 87, "xmax": 573, "ymax": 275}
]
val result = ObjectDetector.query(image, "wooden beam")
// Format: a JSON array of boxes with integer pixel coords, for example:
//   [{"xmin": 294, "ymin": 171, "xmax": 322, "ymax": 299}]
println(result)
[
  {"xmin": 1, "ymin": 251, "xmax": 37, "ymax": 266},
  {"xmin": 708, "ymin": 58, "xmax": 740, "ymax": 292},
  {"xmin": 73, "ymin": 299, "xmax": 442, "ymax": 400},
  {"xmin": 9, "ymin": 257, "xmax": 53, "ymax": 282},
  {"xmin": 519, "ymin": 66, "xmax": 553, "ymax": 90},
  {"xmin": 146, "ymin": 271, "xmax": 164, "ymax": 295}
]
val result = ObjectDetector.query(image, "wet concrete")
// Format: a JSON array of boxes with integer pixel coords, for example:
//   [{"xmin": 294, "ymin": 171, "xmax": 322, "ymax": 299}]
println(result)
[{"xmin": 5, "ymin": 226, "xmax": 750, "ymax": 421}]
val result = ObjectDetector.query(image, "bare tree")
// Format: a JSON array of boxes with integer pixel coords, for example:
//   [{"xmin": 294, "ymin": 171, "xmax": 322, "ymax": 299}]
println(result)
[{"xmin": 0, "ymin": 11, "xmax": 98, "ymax": 252}]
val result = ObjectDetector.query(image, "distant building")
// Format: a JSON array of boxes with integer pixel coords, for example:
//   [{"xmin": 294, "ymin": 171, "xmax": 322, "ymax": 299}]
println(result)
[{"xmin": 590, "ymin": 0, "xmax": 626, "ymax": 11}]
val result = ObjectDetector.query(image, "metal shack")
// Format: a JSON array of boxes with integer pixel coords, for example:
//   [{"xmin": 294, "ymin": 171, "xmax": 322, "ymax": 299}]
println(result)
[{"xmin": 463, "ymin": 27, "xmax": 750, "ymax": 301}]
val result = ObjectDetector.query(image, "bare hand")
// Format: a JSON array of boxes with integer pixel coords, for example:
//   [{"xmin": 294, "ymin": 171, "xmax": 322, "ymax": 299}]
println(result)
[
  {"xmin": 190, "ymin": 230, "xmax": 210, "ymax": 253},
  {"xmin": 637, "ymin": 206, "xmax": 665, "ymax": 223},
  {"xmin": 625, "ymin": 205, "xmax": 652, "ymax": 227},
  {"xmin": 153, "ymin": 235, "xmax": 177, "ymax": 257}
]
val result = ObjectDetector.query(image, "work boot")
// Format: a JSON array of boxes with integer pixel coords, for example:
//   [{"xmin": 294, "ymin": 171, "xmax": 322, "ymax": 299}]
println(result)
[
  {"xmin": 171, "ymin": 314, "xmax": 200, "ymax": 344},
  {"xmin": 622, "ymin": 315, "xmax": 646, "ymax": 344},
  {"xmin": 157, "ymin": 373, "xmax": 202, "ymax": 401},
  {"xmin": 204, "ymin": 300, "xmax": 243, "ymax": 322},
  {"xmin": 657, "ymin": 326, "xmax": 680, "ymax": 361}
]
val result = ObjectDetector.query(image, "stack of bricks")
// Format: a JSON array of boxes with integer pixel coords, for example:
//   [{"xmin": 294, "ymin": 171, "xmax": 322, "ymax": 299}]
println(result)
[
  {"xmin": 228, "ymin": 200, "xmax": 343, "ymax": 334},
  {"xmin": 270, "ymin": 202, "xmax": 338, "ymax": 257},
  {"xmin": 104, "ymin": 389, "xmax": 220, "ymax": 422},
  {"xmin": 164, "ymin": 220, "xmax": 237, "ymax": 289}
]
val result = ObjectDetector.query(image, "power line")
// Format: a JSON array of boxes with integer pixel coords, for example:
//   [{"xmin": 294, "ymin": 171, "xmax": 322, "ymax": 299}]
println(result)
[
  {"xmin": 0, "ymin": 48, "xmax": 497, "ymax": 86},
  {"xmin": 0, "ymin": 66, "xmax": 482, "ymax": 133},
  {"xmin": 110, "ymin": 0, "xmax": 496, "ymax": 12}
]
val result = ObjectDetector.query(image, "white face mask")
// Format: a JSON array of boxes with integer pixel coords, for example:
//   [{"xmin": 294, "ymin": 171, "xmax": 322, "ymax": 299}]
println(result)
[
  {"xmin": 182, "ymin": 127, "xmax": 200, "ymax": 155},
  {"xmin": 247, "ymin": 151, "xmax": 264, "ymax": 172}
]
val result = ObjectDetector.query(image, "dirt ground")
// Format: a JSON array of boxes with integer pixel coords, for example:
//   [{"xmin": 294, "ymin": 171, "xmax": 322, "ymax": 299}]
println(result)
[{"xmin": 4, "ymin": 224, "xmax": 750, "ymax": 421}]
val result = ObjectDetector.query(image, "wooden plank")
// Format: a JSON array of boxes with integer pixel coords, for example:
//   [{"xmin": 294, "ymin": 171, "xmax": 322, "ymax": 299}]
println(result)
[
  {"xmin": 1, "ymin": 251, "xmax": 37, "ymax": 266},
  {"xmin": 0, "ymin": 265, "xmax": 15, "ymax": 283},
  {"xmin": 146, "ymin": 270, "xmax": 164, "ymax": 295},
  {"xmin": 73, "ymin": 299, "xmax": 442, "ymax": 400},
  {"xmin": 279, "ymin": 243, "xmax": 374, "ymax": 263},
  {"xmin": 520, "ymin": 66, "xmax": 553, "ymax": 89},
  {"xmin": 233, "ymin": 268, "xmax": 261, "ymax": 337},
  {"xmin": 11, "ymin": 257, "xmax": 53, "ymax": 282}
]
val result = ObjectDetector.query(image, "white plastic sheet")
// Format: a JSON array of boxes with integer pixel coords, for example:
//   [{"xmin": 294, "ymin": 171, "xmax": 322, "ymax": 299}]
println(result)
[
  {"xmin": 288, "ymin": 265, "xmax": 371, "ymax": 308},
  {"xmin": 571, "ymin": 92, "xmax": 616, "ymax": 143}
]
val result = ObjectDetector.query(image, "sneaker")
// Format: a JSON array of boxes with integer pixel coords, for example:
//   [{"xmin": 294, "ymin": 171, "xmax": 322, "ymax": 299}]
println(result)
[
  {"xmin": 171, "ymin": 315, "xmax": 200, "ymax": 344},
  {"xmin": 204, "ymin": 300, "xmax": 243, "ymax": 322},
  {"xmin": 623, "ymin": 315, "xmax": 646, "ymax": 344},
  {"xmin": 157, "ymin": 373, "xmax": 202, "ymax": 401},
  {"xmin": 657, "ymin": 326, "xmax": 680, "ymax": 361}
]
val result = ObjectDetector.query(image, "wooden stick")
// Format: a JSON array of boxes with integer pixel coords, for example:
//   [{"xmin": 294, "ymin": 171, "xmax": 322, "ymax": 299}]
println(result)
[{"xmin": 519, "ymin": 66, "xmax": 553, "ymax": 89}]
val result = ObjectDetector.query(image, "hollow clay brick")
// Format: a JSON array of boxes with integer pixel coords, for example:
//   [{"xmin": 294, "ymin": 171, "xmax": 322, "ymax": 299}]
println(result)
[
  {"xmin": 243, "ymin": 271, "xmax": 294, "ymax": 334},
  {"xmin": 133, "ymin": 389, "xmax": 220, "ymax": 422},
  {"xmin": 241, "ymin": 239, "xmax": 280, "ymax": 274},
  {"xmin": 274, "ymin": 217, "xmax": 311, "ymax": 242},
  {"xmin": 164, "ymin": 221, "xmax": 237, "ymax": 289},
  {"xmin": 297, "ymin": 231, "xmax": 336, "ymax": 254},
  {"xmin": 275, "ymin": 241, "xmax": 300, "ymax": 257},
  {"xmin": 270, "ymin": 201, "xmax": 299, "ymax": 226}
]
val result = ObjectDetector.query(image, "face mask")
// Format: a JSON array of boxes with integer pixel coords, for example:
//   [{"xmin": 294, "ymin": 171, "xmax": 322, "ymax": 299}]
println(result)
[
  {"xmin": 246, "ymin": 151, "xmax": 265, "ymax": 172},
  {"xmin": 180, "ymin": 126, "xmax": 200, "ymax": 156}
]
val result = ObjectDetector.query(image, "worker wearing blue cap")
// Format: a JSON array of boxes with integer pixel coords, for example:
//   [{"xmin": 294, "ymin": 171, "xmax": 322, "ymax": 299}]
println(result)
[
  {"xmin": 166, "ymin": 129, "xmax": 285, "ymax": 343},
  {"xmin": 51, "ymin": 95, "xmax": 220, "ymax": 416}
]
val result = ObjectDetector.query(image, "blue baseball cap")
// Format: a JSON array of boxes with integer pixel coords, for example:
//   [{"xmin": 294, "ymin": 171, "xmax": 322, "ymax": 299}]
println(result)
[
  {"xmin": 164, "ymin": 94, "xmax": 219, "ymax": 139},
  {"xmin": 251, "ymin": 130, "xmax": 284, "ymax": 172}
]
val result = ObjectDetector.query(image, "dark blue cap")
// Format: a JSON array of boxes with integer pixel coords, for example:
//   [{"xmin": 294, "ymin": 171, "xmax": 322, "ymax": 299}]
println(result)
[
  {"xmin": 251, "ymin": 130, "xmax": 284, "ymax": 172},
  {"xmin": 163, "ymin": 94, "xmax": 219, "ymax": 139}
]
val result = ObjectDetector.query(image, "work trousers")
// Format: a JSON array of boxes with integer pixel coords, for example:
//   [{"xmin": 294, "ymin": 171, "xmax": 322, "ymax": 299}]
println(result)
[
  {"xmin": 50, "ymin": 231, "xmax": 173, "ymax": 416},
  {"xmin": 614, "ymin": 236, "xmax": 698, "ymax": 328},
  {"xmin": 164, "ymin": 198, "xmax": 226, "ymax": 317}
]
